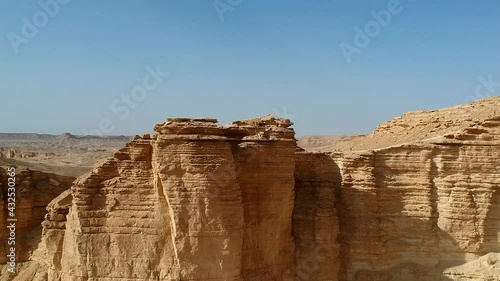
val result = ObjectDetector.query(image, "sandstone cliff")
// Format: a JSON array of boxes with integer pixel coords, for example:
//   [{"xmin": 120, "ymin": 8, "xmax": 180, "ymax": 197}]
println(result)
[
  {"xmin": 291, "ymin": 151, "xmax": 341, "ymax": 281},
  {"xmin": 29, "ymin": 116, "xmax": 297, "ymax": 281},
  {"xmin": 0, "ymin": 168, "xmax": 75, "ymax": 279},
  {"xmin": 334, "ymin": 115, "xmax": 500, "ymax": 280},
  {"xmin": 5, "ymin": 98, "xmax": 500, "ymax": 281}
]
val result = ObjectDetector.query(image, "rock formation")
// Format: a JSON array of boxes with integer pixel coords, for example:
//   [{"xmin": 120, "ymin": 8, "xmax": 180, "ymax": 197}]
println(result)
[
  {"xmin": 0, "ymin": 149, "xmax": 63, "ymax": 159},
  {"xmin": 291, "ymin": 151, "xmax": 341, "ymax": 281},
  {"xmin": 27, "ymin": 116, "xmax": 297, "ymax": 281},
  {"xmin": 335, "ymin": 115, "xmax": 500, "ymax": 280},
  {"xmin": 4, "ymin": 98, "xmax": 500, "ymax": 281},
  {"xmin": 299, "ymin": 97, "xmax": 500, "ymax": 152},
  {"xmin": 0, "ymin": 169, "xmax": 74, "ymax": 273}
]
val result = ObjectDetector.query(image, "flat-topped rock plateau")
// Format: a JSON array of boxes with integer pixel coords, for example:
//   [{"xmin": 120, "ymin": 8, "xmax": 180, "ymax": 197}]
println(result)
[{"xmin": 1, "ymin": 97, "xmax": 499, "ymax": 281}]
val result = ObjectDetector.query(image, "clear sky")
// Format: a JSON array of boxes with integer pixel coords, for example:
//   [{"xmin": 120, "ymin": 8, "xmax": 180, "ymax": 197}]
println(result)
[{"xmin": 1, "ymin": 0, "xmax": 499, "ymax": 137}]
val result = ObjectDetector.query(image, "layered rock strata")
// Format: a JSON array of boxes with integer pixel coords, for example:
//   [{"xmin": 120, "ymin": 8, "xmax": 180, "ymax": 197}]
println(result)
[
  {"xmin": 32, "ymin": 116, "xmax": 297, "ymax": 280},
  {"xmin": 336, "ymin": 116, "xmax": 500, "ymax": 280},
  {"xmin": 0, "ymin": 169, "xmax": 74, "ymax": 265},
  {"xmin": 8, "ymin": 105, "xmax": 500, "ymax": 281},
  {"xmin": 291, "ymin": 151, "xmax": 341, "ymax": 281}
]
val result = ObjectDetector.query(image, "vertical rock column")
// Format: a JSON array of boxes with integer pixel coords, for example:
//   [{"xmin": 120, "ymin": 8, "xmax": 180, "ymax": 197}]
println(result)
[
  {"xmin": 229, "ymin": 116, "xmax": 297, "ymax": 280},
  {"xmin": 153, "ymin": 118, "xmax": 245, "ymax": 281},
  {"xmin": 32, "ymin": 115, "xmax": 297, "ymax": 281},
  {"xmin": 56, "ymin": 136, "xmax": 177, "ymax": 280},
  {"xmin": 292, "ymin": 151, "xmax": 341, "ymax": 281}
]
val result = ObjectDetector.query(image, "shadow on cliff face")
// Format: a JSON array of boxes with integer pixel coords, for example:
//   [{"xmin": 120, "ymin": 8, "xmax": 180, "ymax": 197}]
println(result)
[
  {"xmin": 0, "ymin": 168, "xmax": 75, "ymax": 267},
  {"xmin": 347, "ymin": 200, "xmax": 500, "ymax": 281},
  {"xmin": 481, "ymin": 163, "xmax": 500, "ymax": 255},
  {"xmin": 334, "ymin": 148, "xmax": 488, "ymax": 281},
  {"xmin": 290, "ymin": 151, "xmax": 343, "ymax": 281}
]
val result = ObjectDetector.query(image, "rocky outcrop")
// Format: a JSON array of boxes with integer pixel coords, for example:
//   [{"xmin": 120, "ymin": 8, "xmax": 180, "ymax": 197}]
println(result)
[
  {"xmin": 0, "ymin": 149, "xmax": 63, "ymax": 159},
  {"xmin": 334, "ymin": 116, "xmax": 500, "ymax": 280},
  {"xmin": 299, "ymin": 96, "xmax": 500, "ymax": 152},
  {"xmin": 10, "ymin": 100, "xmax": 500, "ymax": 281},
  {"xmin": 0, "ymin": 168, "xmax": 75, "ymax": 265},
  {"xmin": 289, "ymin": 111, "xmax": 500, "ymax": 280},
  {"xmin": 31, "ymin": 116, "xmax": 297, "ymax": 281}
]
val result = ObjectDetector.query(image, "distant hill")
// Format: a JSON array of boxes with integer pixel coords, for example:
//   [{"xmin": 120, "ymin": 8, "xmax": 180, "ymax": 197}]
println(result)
[
  {"xmin": 299, "ymin": 96, "xmax": 500, "ymax": 152},
  {"xmin": 0, "ymin": 133, "xmax": 131, "ymax": 142}
]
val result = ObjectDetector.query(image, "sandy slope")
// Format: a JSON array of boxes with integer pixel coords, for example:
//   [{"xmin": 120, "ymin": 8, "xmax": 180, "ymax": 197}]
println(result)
[{"xmin": 299, "ymin": 96, "xmax": 500, "ymax": 152}]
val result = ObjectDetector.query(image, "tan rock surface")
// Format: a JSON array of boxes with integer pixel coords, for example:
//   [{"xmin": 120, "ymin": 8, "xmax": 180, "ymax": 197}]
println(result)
[
  {"xmin": 299, "ymin": 96, "xmax": 500, "ymax": 152},
  {"xmin": 443, "ymin": 252, "xmax": 500, "ymax": 280},
  {"xmin": 0, "ymin": 168, "xmax": 74, "ymax": 279},
  {"xmin": 5, "ymin": 98, "xmax": 500, "ymax": 281},
  {"xmin": 334, "ymin": 118, "xmax": 500, "ymax": 280},
  {"xmin": 296, "ymin": 98, "xmax": 500, "ymax": 280},
  {"xmin": 29, "ymin": 116, "xmax": 296, "ymax": 281}
]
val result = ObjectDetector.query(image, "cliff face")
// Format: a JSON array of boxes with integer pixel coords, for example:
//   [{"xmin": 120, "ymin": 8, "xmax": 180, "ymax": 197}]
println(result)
[
  {"xmin": 0, "ymin": 169, "xmax": 74, "ymax": 265},
  {"xmin": 291, "ymin": 152, "xmax": 341, "ymax": 281},
  {"xmin": 336, "ymin": 116, "xmax": 500, "ymax": 280},
  {"xmin": 33, "ymin": 116, "xmax": 297, "ymax": 281},
  {"xmin": 10, "ymin": 106, "xmax": 500, "ymax": 281},
  {"xmin": 0, "ymin": 149, "xmax": 67, "ymax": 159}
]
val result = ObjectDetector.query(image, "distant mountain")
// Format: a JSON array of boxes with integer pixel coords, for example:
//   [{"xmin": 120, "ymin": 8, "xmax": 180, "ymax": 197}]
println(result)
[{"xmin": 0, "ymin": 133, "xmax": 131, "ymax": 141}]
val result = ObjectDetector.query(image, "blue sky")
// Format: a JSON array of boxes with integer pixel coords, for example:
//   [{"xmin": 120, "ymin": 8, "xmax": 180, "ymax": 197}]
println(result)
[{"xmin": 1, "ymin": 0, "xmax": 499, "ymax": 137}]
